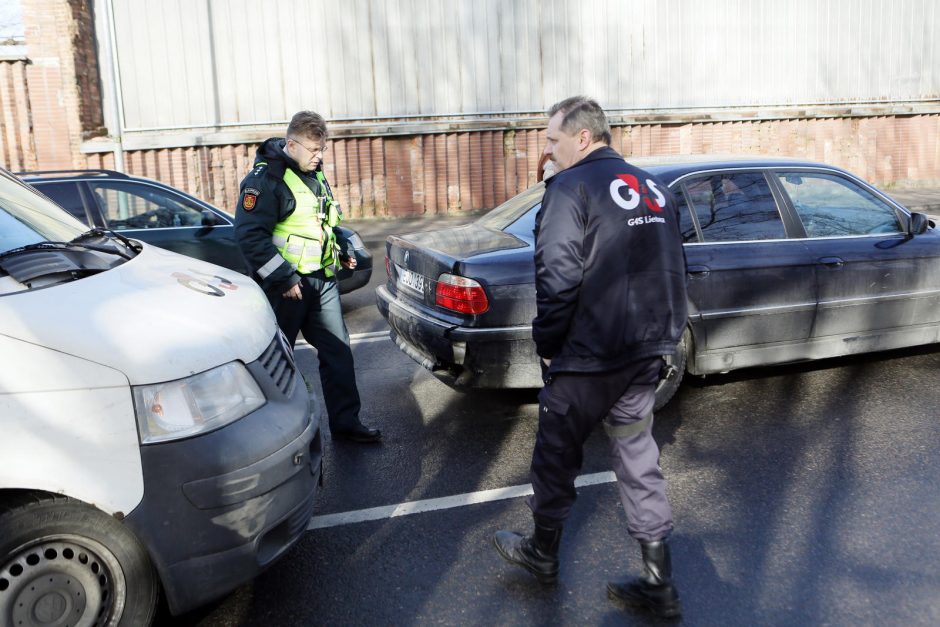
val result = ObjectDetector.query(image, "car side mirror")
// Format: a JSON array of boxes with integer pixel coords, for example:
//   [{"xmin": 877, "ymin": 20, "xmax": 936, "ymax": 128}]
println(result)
[
  {"xmin": 908, "ymin": 212, "xmax": 929, "ymax": 236},
  {"xmin": 201, "ymin": 210, "xmax": 217, "ymax": 227}
]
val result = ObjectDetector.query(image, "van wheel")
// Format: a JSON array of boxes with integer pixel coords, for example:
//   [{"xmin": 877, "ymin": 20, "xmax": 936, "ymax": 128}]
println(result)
[
  {"xmin": 0, "ymin": 493, "xmax": 158, "ymax": 627},
  {"xmin": 653, "ymin": 328, "xmax": 690, "ymax": 411}
]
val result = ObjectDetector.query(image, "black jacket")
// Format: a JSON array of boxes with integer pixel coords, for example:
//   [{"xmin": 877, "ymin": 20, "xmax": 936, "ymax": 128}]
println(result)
[
  {"xmin": 533, "ymin": 146, "xmax": 688, "ymax": 374},
  {"xmin": 234, "ymin": 138, "xmax": 353, "ymax": 295}
]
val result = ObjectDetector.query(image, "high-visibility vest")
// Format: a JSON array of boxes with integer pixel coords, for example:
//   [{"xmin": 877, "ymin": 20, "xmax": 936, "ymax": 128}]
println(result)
[{"xmin": 271, "ymin": 168, "xmax": 342, "ymax": 276}]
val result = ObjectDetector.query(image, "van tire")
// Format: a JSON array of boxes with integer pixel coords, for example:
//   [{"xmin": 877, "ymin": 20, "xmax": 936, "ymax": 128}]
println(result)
[
  {"xmin": 653, "ymin": 328, "xmax": 690, "ymax": 411},
  {"xmin": 0, "ymin": 493, "xmax": 159, "ymax": 627}
]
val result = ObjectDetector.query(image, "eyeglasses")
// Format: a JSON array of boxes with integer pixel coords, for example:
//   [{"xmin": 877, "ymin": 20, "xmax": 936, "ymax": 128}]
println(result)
[{"xmin": 288, "ymin": 136, "xmax": 329, "ymax": 156}]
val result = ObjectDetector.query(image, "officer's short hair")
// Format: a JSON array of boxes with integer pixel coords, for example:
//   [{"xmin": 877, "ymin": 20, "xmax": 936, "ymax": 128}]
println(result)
[
  {"xmin": 288, "ymin": 111, "xmax": 329, "ymax": 141},
  {"xmin": 548, "ymin": 96, "xmax": 611, "ymax": 146}
]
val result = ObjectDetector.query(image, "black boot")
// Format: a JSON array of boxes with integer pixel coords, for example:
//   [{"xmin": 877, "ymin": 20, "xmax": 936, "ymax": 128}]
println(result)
[
  {"xmin": 607, "ymin": 539, "xmax": 682, "ymax": 619},
  {"xmin": 493, "ymin": 521, "xmax": 562, "ymax": 584}
]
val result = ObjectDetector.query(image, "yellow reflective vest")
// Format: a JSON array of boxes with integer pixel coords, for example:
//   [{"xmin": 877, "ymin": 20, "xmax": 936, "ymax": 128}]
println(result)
[{"xmin": 271, "ymin": 168, "xmax": 342, "ymax": 276}]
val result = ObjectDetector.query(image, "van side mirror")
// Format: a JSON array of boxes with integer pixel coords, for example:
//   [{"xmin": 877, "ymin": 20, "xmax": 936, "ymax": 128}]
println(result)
[{"xmin": 908, "ymin": 212, "xmax": 929, "ymax": 236}]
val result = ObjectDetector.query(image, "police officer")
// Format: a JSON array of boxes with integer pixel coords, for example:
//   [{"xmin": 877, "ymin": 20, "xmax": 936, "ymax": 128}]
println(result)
[
  {"xmin": 493, "ymin": 97, "xmax": 687, "ymax": 619},
  {"xmin": 235, "ymin": 110, "xmax": 381, "ymax": 443}
]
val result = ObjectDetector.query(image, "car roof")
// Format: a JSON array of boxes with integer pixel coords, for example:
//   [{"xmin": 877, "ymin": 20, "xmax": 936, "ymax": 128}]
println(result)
[{"xmin": 629, "ymin": 155, "xmax": 845, "ymax": 183}]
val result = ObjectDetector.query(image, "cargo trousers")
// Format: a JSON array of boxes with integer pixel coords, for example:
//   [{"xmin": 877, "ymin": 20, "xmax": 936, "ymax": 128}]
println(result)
[{"xmin": 528, "ymin": 357, "xmax": 674, "ymax": 542}]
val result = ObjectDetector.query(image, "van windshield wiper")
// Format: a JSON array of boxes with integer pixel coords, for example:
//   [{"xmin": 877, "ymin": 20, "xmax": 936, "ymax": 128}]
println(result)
[
  {"xmin": 72, "ymin": 228, "xmax": 142, "ymax": 255},
  {"xmin": 0, "ymin": 230, "xmax": 137, "ymax": 263}
]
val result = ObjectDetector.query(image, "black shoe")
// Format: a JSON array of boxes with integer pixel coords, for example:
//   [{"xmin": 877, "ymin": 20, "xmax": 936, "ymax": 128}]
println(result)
[
  {"xmin": 607, "ymin": 540, "xmax": 681, "ymax": 619},
  {"xmin": 332, "ymin": 424, "xmax": 383, "ymax": 443},
  {"xmin": 493, "ymin": 522, "xmax": 561, "ymax": 585}
]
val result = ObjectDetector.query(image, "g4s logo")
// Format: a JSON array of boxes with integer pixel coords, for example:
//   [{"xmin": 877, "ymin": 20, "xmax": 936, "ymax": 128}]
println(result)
[
  {"xmin": 610, "ymin": 174, "xmax": 666, "ymax": 212},
  {"xmin": 172, "ymin": 270, "xmax": 239, "ymax": 297}
]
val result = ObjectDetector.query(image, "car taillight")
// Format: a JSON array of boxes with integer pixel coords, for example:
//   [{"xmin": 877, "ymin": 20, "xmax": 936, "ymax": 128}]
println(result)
[{"xmin": 435, "ymin": 274, "xmax": 489, "ymax": 314}]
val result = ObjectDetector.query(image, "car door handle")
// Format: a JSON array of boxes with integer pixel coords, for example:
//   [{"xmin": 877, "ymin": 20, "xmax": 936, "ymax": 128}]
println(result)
[
  {"xmin": 817, "ymin": 256, "xmax": 844, "ymax": 268},
  {"xmin": 687, "ymin": 264, "xmax": 710, "ymax": 277}
]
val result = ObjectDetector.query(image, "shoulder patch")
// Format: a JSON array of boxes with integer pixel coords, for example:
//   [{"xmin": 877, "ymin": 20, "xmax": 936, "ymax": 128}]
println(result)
[{"xmin": 243, "ymin": 187, "xmax": 261, "ymax": 211}]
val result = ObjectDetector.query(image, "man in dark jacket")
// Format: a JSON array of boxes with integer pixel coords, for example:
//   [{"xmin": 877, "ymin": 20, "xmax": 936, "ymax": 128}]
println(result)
[
  {"xmin": 235, "ymin": 110, "xmax": 381, "ymax": 443},
  {"xmin": 494, "ymin": 97, "xmax": 687, "ymax": 619}
]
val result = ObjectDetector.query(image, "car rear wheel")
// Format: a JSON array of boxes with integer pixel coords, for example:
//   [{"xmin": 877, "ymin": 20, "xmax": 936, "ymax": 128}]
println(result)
[
  {"xmin": 0, "ymin": 493, "xmax": 159, "ymax": 627},
  {"xmin": 653, "ymin": 328, "xmax": 689, "ymax": 411}
]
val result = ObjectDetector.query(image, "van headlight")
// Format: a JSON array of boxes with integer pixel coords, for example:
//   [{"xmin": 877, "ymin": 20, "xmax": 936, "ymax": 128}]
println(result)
[{"xmin": 132, "ymin": 362, "xmax": 265, "ymax": 444}]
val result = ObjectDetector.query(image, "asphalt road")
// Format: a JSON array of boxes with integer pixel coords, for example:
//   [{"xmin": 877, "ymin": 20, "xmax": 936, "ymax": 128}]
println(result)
[{"xmin": 164, "ymin": 234, "xmax": 940, "ymax": 627}]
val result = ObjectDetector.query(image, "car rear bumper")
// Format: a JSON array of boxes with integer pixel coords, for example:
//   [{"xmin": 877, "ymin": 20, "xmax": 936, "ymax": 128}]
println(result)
[{"xmin": 376, "ymin": 284, "xmax": 540, "ymax": 387}]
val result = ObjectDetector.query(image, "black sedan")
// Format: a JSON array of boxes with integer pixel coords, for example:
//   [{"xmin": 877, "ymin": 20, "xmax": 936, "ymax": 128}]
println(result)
[
  {"xmin": 20, "ymin": 169, "xmax": 372, "ymax": 294},
  {"xmin": 376, "ymin": 157, "xmax": 940, "ymax": 409}
]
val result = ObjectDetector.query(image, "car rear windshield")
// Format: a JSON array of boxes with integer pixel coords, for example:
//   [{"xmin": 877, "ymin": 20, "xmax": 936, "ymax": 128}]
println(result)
[
  {"xmin": 475, "ymin": 183, "xmax": 545, "ymax": 233},
  {"xmin": 0, "ymin": 173, "xmax": 85, "ymax": 253}
]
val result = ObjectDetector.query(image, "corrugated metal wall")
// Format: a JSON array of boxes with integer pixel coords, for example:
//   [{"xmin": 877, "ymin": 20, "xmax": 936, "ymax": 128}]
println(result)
[{"xmin": 111, "ymin": 0, "xmax": 940, "ymax": 132}]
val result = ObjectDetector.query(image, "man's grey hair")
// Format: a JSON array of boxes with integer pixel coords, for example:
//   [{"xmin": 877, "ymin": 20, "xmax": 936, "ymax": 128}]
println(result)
[
  {"xmin": 287, "ymin": 110, "xmax": 329, "ymax": 140},
  {"xmin": 548, "ymin": 96, "xmax": 611, "ymax": 145}
]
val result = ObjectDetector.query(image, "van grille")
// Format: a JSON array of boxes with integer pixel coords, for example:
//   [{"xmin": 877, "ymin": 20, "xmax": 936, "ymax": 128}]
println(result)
[{"xmin": 258, "ymin": 332, "xmax": 296, "ymax": 397}]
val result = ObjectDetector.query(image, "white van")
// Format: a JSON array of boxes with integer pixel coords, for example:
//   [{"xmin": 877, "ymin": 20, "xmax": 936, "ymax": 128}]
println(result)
[{"xmin": 0, "ymin": 169, "xmax": 322, "ymax": 625}]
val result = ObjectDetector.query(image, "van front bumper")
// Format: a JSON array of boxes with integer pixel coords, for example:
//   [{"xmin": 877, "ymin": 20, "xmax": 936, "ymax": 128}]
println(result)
[{"xmin": 123, "ymin": 340, "xmax": 322, "ymax": 615}]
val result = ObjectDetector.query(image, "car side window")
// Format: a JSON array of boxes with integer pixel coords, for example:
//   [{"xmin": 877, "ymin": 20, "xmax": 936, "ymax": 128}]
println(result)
[
  {"xmin": 684, "ymin": 172, "xmax": 785, "ymax": 242},
  {"xmin": 776, "ymin": 172, "xmax": 902, "ymax": 237},
  {"xmin": 87, "ymin": 181, "xmax": 206, "ymax": 230},
  {"xmin": 673, "ymin": 187, "xmax": 699, "ymax": 243},
  {"xmin": 31, "ymin": 182, "xmax": 89, "ymax": 224}
]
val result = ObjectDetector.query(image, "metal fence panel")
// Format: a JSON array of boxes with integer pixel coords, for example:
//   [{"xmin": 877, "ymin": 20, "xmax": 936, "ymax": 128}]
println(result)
[{"xmin": 109, "ymin": 0, "xmax": 940, "ymax": 132}]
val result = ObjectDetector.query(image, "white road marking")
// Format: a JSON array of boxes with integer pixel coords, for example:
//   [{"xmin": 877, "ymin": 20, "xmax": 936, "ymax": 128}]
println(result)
[
  {"xmin": 307, "ymin": 471, "xmax": 616, "ymax": 530},
  {"xmin": 295, "ymin": 330, "xmax": 391, "ymax": 350}
]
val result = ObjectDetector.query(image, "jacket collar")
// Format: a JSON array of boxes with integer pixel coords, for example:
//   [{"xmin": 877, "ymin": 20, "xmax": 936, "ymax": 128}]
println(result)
[{"xmin": 545, "ymin": 146, "xmax": 623, "ymax": 187}]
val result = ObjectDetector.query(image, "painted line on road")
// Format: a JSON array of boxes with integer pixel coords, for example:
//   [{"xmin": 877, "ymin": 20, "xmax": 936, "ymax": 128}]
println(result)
[
  {"xmin": 295, "ymin": 330, "xmax": 391, "ymax": 350},
  {"xmin": 307, "ymin": 471, "xmax": 616, "ymax": 530}
]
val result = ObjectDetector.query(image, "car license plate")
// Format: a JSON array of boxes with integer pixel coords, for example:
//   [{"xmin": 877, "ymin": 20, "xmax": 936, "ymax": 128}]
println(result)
[{"xmin": 397, "ymin": 266, "xmax": 425, "ymax": 294}]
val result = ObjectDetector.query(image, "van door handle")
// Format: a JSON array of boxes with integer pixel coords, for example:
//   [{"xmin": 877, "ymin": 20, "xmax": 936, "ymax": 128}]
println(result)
[
  {"xmin": 687, "ymin": 264, "xmax": 710, "ymax": 277},
  {"xmin": 818, "ymin": 256, "xmax": 844, "ymax": 268}
]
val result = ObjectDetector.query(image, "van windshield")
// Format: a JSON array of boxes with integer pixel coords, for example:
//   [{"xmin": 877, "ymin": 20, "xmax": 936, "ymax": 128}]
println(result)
[{"xmin": 0, "ymin": 171, "xmax": 85, "ymax": 254}]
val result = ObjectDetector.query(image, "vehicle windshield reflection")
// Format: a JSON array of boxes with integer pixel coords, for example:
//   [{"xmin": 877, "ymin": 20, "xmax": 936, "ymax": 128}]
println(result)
[{"xmin": 476, "ymin": 183, "xmax": 545, "ymax": 231}]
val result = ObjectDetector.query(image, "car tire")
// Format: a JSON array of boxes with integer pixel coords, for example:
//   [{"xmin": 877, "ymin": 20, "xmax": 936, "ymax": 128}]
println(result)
[
  {"xmin": 0, "ymin": 492, "xmax": 159, "ymax": 627},
  {"xmin": 653, "ymin": 328, "xmax": 690, "ymax": 411}
]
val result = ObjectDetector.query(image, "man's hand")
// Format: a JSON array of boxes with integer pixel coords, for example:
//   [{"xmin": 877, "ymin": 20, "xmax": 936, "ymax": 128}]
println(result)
[
  {"xmin": 283, "ymin": 284, "xmax": 302, "ymax": 300},
  {"xmin": 341, "ymin": 255, "xmax": 357, "ymax": 270}
]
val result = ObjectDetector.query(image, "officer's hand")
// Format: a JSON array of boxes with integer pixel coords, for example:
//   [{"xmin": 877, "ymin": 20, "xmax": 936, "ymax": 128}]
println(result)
[
  {"xmin": 283, "ymin": 284, "xmax": 302, "ymax": 300},
  {"xmin": 341, "ymin": 256, "xmax": 357, "ymax": 270}
]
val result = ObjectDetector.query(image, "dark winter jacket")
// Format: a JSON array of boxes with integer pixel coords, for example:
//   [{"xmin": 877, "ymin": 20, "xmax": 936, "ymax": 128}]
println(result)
[
  {"xmin": 234, "ymin": 138, "xmax": 353, "ymax": 295},
  {"xmin": 533, "ymin": 146, "xmax": 688, "ymax": 374}
]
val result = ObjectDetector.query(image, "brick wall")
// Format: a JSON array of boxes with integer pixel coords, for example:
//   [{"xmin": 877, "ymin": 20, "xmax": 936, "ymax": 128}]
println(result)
[
  {"xmin": 0, "ymin": 59, "xmax": 36, "ymax": 172},
  {"xmin": 20, "ymin": 0, "xmax": 102, "ymax": 170}
]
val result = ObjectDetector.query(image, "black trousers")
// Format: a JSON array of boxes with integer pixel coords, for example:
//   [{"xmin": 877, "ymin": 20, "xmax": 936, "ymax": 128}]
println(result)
[
  {"xmin": 268, "ymin": 273, "xmax": 362, "ymax": 433},
  {"xmin": 528, "ymin": 357, "xmax": 674, "ymax": 542}
]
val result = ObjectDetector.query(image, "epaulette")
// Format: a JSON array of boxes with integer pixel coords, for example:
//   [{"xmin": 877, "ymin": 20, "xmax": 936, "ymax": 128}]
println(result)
[{"xmin": 249, "ymin": 161, "xmax": 268, "ymax": 178}]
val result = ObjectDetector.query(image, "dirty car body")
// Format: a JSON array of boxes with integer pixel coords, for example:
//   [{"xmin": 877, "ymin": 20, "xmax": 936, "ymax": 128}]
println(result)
[{"xmin": 376, "ymin": 157, "xmax": 940, "ymax": 408}]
